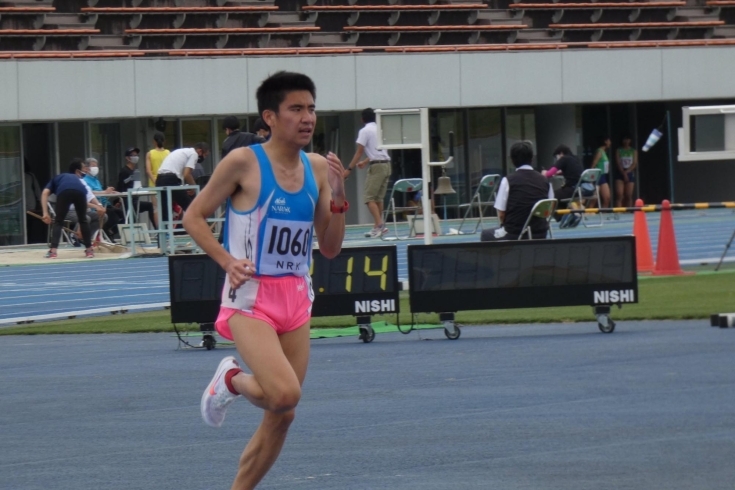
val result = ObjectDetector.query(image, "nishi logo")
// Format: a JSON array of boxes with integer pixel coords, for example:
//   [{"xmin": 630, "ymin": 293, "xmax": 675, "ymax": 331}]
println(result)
[
  {"xmin": 593, "ymin": 289, "xmax": 635, "ymax": 304},
  {"xmin": 354, "ymin": 299, "xmax": 396, "ymax": 314}
]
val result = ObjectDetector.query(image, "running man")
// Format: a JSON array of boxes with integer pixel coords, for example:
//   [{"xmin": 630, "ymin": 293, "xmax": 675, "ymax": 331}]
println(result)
[{"xmin": 183, "ymin": 71, "xmax": 347, "ymax": 489}]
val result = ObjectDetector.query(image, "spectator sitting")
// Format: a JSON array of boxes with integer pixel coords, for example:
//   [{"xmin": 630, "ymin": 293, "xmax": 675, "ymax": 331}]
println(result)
[
  {"xmin": 117, "ymin": 147, "xmax": 157, "ymax": 229},
  {"xmin": 481, "ymin": 141, "xmax": 554, "ymax": 241},
  {"xmin": 83, "ymin": 158, "xmax": 123, "ymax": 239},
  {"xmin": 543, "ymin": 144, "xmax": 584, "ymax": 227}
]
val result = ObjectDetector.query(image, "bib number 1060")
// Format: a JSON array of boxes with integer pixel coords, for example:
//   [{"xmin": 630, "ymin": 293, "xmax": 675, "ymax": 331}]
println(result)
[{"xmin": 267, "ymin": 225, "xmax": 311, "ymax": 257}]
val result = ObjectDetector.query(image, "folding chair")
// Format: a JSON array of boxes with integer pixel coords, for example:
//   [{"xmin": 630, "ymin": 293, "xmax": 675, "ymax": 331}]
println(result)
[
  {"xmin": 46, "ymin": 201, "xmax": 73, "ymax": 246},
  {"xmin": 456, "ymin": 174, "xmax": 501, "ymax": 234},
  {"xmin": 518, "ymin": 198, "xmax": 557, "ymax": 240},
  {"xmin": 559, "ymin": 168, "xmax": 602, "ymax": 228},
  {"xmin": 381, "ymin": 178, "xmax": 423, "ymax": 241}
]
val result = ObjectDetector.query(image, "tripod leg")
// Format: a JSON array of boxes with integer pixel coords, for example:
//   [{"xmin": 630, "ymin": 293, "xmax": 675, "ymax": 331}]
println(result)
[{"xmin": 715, "ymin": 228, "xmax": 735, "ymax": 271}]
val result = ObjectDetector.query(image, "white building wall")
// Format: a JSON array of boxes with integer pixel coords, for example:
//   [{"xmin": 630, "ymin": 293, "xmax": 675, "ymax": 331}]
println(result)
[{"xmin": 3, "ymin": 46, "xmax": 735, "ymax": 123}]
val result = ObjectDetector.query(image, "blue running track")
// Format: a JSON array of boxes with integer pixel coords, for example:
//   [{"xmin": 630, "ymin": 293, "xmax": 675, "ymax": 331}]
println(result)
[{"xmin": 1, "ymin": 209, "xmax": 733, "ymax": 324}]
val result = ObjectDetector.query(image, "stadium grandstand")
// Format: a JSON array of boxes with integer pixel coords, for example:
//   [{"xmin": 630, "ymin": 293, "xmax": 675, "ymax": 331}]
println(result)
[{"xmin": 1, "ymin": 0, "xmax": 734, "ymax": 246}]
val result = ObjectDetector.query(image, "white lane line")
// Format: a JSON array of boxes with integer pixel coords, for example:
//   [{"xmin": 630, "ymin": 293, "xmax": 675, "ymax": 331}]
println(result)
[
  {"xmin": 0, "ymin": 302, "xmax": 171, "ymax": 326},
  {"xmin": 0, "ymin": 291, "xmax": 170, "ymax": 310},
  {"xmin": 0, "ymin": 278, "xmax": 169, "ymax": 289}
]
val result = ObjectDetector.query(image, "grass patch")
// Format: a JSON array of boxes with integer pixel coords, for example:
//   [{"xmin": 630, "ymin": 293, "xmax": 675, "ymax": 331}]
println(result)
[{"xmin": 1, "ymin": 272, "xmax": 734, "ymax": 335}]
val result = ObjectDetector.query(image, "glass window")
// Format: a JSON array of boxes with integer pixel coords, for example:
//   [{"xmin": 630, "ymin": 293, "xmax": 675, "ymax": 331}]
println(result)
[
  {"xmin": 467, "ymin": 108, "xmax": 502, "ymax": 199},
  {"xmin": 182, "ymin": 119, "xmax": 213, "ymax": 175},
  {"xmin": 505, "ymin": 108, "xmax": 537, "ymax": 170},
  {"xmin": 0, "ymin": 126, "xmax": 24, "ymax": 246},
  {"xmin": 692, "ymin": 114, "xmax": 725, "ymax": 152},
  {"xmin": 89, "ymin": 122, "xmax": 121, "ymax": 188}
]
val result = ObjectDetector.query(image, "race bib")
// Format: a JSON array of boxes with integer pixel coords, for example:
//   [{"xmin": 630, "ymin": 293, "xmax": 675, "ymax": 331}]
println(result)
[
  {"xmin": 221, "ymin": 276, "xmax": 259, "ymax": 312},
  {"xmin": 260, "ymin": 218, "xmax": 312, "ymax": 276}
]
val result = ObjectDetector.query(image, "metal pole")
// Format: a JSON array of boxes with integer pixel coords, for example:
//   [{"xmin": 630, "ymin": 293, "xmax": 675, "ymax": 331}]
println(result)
[
  {"xmin": 666, "ymin": 110, "xmax": 675, "ymax": 203},
  {"xmin": 420, "ymin": 108, "xmax": 433, "ymax": 245},
  {"xmin": 715, "ymin": 228, "xmax": 735, "ymax": 271}
]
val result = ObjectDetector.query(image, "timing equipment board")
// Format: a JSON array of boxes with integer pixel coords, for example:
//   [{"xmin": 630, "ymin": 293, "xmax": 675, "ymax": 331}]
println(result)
[
  {"xmin": 408, "ymin": 236, "xmax": 638, "ymax": 314},
  {"xmin": 169, "ymin": 245, "xmax": 400, "ymax": 324}
]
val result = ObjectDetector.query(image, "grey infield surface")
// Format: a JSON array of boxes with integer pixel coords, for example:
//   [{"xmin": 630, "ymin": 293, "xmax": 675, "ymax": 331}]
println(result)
[{"xmin": 1, "ymin": 321, "xmax": 734, "ymax": 490}]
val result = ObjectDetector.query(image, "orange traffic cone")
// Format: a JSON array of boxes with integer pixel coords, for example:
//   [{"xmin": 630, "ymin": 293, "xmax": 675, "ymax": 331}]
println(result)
[
  {"xmin": 633, "ymin": 199, "xmax": 654, "ymax": 273},
  {"xmin": 653, "ymin": 200, "xmax": 689, "ymax": 276}
]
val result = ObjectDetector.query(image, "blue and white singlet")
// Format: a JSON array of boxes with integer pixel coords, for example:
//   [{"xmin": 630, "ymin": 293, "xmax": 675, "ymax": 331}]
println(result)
[{"xmin": 221, "ymin": 144, "xmax": 318, "ymax": 278}]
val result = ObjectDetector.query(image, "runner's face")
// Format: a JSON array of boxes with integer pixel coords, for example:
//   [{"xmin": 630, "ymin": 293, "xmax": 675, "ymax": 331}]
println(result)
[{"xmin": 270, "ymin": 90, "xmax": 316, "ymax": 147}]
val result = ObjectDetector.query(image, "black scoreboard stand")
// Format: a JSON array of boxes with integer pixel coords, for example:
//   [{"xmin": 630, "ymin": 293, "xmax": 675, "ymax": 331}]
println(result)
[
  {"xmin": 168, "ymin": 254, "xmax": 229, "ymax": 350},
  {"xmin": 168, "ymin": 245, "xmax": 402, "ymax": 348},
  {"xmin": 407, "ymin": 236, "xmax": 639, "ymax": 338},
  {"xmin": 710, "ymin": 312, "xmax": 735, "ymax": 328},
  {"xmin": 310, "ymin": 245, "xmax": 401, "ymax": 343}
]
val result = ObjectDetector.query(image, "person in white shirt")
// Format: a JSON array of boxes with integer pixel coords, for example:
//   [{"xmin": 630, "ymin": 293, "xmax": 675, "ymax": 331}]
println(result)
[
  {"xmin": 344, "ymin": 108, "xmax": 392, "ymax": 238},
  {"xmin": 155, "ymin": 142, "xmax": 210, "ymax": 226}
]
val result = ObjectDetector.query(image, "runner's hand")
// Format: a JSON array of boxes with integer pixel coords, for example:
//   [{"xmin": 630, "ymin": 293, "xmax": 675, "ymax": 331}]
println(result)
[
  {"xmin": 225, "ymin": 258, "xmax": 255, "ymax": 290},
  {"xmin": 42, "ymin": 214, "xmax": 51, "ymax": 225}
]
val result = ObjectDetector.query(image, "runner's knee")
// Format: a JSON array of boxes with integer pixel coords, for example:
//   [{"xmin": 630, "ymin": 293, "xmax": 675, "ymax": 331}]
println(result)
[{"xmin": 270, "ymin": 386, "xmax": 301, "ymax": 413}]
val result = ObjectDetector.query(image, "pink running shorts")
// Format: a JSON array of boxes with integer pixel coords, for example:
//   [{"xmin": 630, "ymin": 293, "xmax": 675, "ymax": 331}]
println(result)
[{"xmin": 215, "ymin": 274, "xmax": 313, "ymax": 340}]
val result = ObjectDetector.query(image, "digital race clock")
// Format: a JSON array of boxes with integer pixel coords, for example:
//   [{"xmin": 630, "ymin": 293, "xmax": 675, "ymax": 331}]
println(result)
[
  {"xmin": 169, "ymin": 245, "xmax": 400, "ymax": 323},
  {"xmin": 310, "ymin": 245, "xmax": 400, "ymax": 317}
]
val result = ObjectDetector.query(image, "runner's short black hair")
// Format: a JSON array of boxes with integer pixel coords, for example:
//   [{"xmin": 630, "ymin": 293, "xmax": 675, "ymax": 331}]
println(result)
[
  {"xmin": 256, "ymin": 71, "xmax": 316, "ymax": 117},
  {"xmin": 509, "ymin": 141, "xmax": 534, "ymax": 168}
]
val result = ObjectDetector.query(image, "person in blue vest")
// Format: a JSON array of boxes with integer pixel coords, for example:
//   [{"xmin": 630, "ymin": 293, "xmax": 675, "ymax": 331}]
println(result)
[
  {"xmin": 41, "ymin": 159, "xmax": 105, "ymax": 259},
  {"xmin": 183, "ymin": 71, "xmax": 347, "ymax": 489}
]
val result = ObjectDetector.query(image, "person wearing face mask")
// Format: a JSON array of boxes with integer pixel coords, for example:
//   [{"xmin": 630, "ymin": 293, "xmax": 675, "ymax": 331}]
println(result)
[
  {"xmin": 117, "ymin": 147, "xmax": 157, "ymax": 229},
  {"xmin": 83, "ymin": 158, "xmax": 122, "ymax": 239},
  {"xmin": 41, "ymin": 159, "xmax": 104, "ymax": 259},
  {"xmin": 155, "ymin": 142, "xmax": 210, "ymax": 227}
]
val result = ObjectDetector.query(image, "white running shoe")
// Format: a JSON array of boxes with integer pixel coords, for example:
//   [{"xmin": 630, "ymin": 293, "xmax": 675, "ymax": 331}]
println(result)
[{"xmin": 201, "ymin": 356, "xmax": 241, "ymax": 428}]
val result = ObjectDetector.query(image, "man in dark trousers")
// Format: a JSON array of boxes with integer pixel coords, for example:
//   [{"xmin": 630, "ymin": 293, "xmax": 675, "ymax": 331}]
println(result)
[
  {"xmin": 41, "ymin": 159, "xmax": 104, "ymax": 259},
  {"xmin": 481, "ymin": 141, "xmax": 554, "ymax": 241},
  {"xmin": 221, "ymin": 116, "xmax": 265, "ymax": 159}
]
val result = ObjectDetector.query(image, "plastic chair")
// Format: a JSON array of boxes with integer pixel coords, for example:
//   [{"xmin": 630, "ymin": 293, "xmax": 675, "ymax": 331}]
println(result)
[
  {"xmin": 518, "ymin": 198, "xmax": 557, "ymax": 240},
  {"xmin": 381, "ymin": 178, "xmax": 423, "ymax": 241},
  {"xmin": 456, "ymin": 174, "xmax": 501, "ymax": 234},
  {"xmin": 559, "ymin": 168, "xmax": 602, "ymax": 228}
]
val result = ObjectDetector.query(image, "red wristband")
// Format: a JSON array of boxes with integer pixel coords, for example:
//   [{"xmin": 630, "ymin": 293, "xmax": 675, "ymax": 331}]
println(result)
[{"xmin": 330, "ymin": 199, "xmax": 349, "ymax": 214}]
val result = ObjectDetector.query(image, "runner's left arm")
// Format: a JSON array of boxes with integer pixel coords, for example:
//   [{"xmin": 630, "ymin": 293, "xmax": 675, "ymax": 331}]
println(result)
[{"xmin": 312, "ymin": 152, "xmax": 346, "ymax": 259}]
